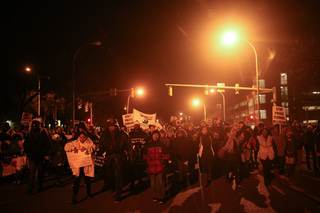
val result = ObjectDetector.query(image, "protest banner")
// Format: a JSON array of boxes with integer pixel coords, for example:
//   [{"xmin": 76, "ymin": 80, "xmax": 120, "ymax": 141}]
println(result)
[
  {"xmin": 272, "ymin": 106, "xmax": 286, "ymax": 125},
  {"xmin": 122, "ymin": 113, "xmax": 135, "ymax": 129},
  {"xmin": 133, "ymin": 109, "xmax": 156, "ymax": 129},
  {"xmin": 21, "ymin": 112, "xmax": 33, "ymax": 126},
  {"xmin": 66, "ymin": 151, "xmax": 93, "ymax": 169}
]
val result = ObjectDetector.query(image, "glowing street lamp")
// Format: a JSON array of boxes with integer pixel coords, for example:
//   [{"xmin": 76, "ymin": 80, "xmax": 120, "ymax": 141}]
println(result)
[
  {"xmin": 25, "ymin": 66, "xmax": 41, "ymax": 117},
  {"xmin": 127, "ymin": 88, "xmax": 144, "ymax": 114},
  {"xmin": 222, "ymin": 31, "xmax": 260, "ymax": 124},
  {"xmin": 193, "ymin": 99, "xmax": 206, "ymax": 121}
]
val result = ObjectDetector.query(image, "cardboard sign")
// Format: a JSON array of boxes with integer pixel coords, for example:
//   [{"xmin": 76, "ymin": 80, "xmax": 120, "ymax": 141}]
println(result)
[
  {"xmin": 66, "ymin": 151, "xmax": 93, "ymax": 168},
  {"xmin": 122, "ymin": 113, "xmax": 135, "ymax": 128},
  {"xmin": 272, "ymin": 106, "xmax": 286, "ymax": 125}
]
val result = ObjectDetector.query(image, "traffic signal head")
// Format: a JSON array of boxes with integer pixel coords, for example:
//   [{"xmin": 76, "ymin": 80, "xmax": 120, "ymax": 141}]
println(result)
[
  {"xmin": 131, "ymin": 88, "xmax": 135, "ymax": 97},
  {"xmin": 235, "ymin": 83, "xmax": 239, "ymax": 94},
  {"xmin": 168, "ymin": 86, "xmax": 173, "ymax": 96},
  {"xmin": 87, "ymin": 118, "xmax": 91, "ymax": 123}
]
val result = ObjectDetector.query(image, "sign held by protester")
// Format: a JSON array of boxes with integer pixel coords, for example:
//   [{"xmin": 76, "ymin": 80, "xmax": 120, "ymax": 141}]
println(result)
[
  {"xmin": 21, "ymin": 112, "xmax": 33, "ymax": 126},
  {"xmin": 272, "ymin": 106, "xmax": 286, "ymax": 125},
  {"xmin": 66, "ymin": 151, "xmax": 93, "ymax": 168},
  {"xmin": 122, "ymin": 113, "xmax": 134, "ymax": 128}
]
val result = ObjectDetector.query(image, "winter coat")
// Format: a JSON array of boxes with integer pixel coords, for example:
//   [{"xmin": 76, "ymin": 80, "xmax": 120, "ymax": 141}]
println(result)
[
  {"xmin": 143, "ymin": 139, "xmax": 169, "ymax": 174},
  {"xmin": 257, "ymin": 135, "xmax": 275, "ymax": 161},
  {"xmin": 272, "ymin": 132, "xmax": 286, "ymax": 157},
  {"xmin": 129, "ymin": 128, "xmax": 148, "ymax": 163},
  {"xmin": 171, "ymin": 129, "xmax": 192, "ymax": 162},
  {"xmin": 198, "ymin": 134, "xmax": 215, "ymax": 159},
  {"xmin": 50, "ymin": 133, "xmax": 68, "ymax": 166},
  {"xmin": 64, "ymin": 137, "xmax": 96, "ymax": 177},
  {"xmin": 292, "ymin": 127, "xmax": 305, "ymax": 150},
  {"xmin": 24, "ymin": 129, "xmax": 51, "ymax": 161}
]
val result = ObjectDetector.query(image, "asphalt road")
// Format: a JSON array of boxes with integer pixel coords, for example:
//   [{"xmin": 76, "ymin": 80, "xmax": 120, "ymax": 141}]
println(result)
[{"xmin": 1, "ymin": 165, "xmax": 319, "ymax": 213}]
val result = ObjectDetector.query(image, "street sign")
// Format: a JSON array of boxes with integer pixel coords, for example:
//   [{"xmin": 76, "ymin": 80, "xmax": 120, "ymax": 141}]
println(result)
[{"xmin": 272, "ymin": 106, "xmax": 286, "ymax": 125}]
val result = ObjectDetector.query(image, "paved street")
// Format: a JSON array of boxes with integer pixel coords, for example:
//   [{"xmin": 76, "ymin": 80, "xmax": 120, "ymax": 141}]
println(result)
[{"xmin": 1, "ymin": 163, "xmax": 319, "ymax": 213}]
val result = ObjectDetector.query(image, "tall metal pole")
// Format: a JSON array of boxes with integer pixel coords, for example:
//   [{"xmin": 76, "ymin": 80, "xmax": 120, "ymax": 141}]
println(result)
[
  {"xmin": 127, "ymin": 94, "xmax": 131, "ymax": 114},
  {"xmin": 72, "ymin": 41, "xmax": 101, "ymax": 128},
  {"xmin": 37, "ymin": 75, "xmax": 41, "ymax": 117},
  {"xmin": 203, "ymin": 105, "xmax": 207, "ymax": 121},
  {"xmin": 219, "ymin": 92, "xmax": 226, "ymax": 122},
  {"xmin": 242, "ymin": 39, "xmax": 260, "ymax": 125}
]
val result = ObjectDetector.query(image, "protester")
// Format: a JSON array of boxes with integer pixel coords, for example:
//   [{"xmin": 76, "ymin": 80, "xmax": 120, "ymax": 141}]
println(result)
[
  {"xmin": 50, "ymin": 126, "xmax": 68, "ymax": 186},
  {"xmin": 291, "ymin": 120, "xmax": 304, "ymax": 174},
  {"xmin": 271, "ymin": 125, "xmax": 287, "ymax": 178},
  {"xmin": 221, "ymin": 126, "xmax": 240, "ymax": 190},
  {"xmin": 159, "ymin": 129, "xmax": 170, "ymax": 147},
  {"xmin": 129, "ymin": 121, "xmax": 148, "ymax": 193},
  {"xmin": 238, "ymin": 126, "xmax": 252, "ymax": 182},
  {"xmin": 284, "ymin": 127, "xmax": 295, "ymax": 177},
  {"xmin": 64, "ymin": 131, "xmax": 96, "ymax": 204},
  {"xmin": 99, "ymin": 118, "xmax": 131, "ymax": 203},
  {"xmin": 305, "ymin": 125, "xmax": 318, "ymax": 171},
  {"xmin": 143, "ymin": 130, "xmax": 169, "ymax": 204},
  {"xmin": 257, "ymin": 128, "xmax": 277, "ymax": 186},
  {"xmin": 171, "ymin": 129, "xmax": 192, "ymax": 188},
  {"xmin": 23, "ymin": 120, "xmax": 51, "ymax": 194},
  {"xmin": 197, "ymin": 126, "xmax": 216, "ymax": 186}
]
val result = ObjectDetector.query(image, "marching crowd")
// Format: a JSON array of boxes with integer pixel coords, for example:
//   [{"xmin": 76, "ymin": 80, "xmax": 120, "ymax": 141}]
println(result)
[{"xmin": 0, "ymin": 118, "xmax": 320, "ymax": 204}]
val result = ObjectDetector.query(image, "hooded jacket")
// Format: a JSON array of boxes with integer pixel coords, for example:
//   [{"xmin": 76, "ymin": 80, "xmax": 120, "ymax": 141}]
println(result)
[
  {"xmin": 143, "ymin": 138, "xmax": 169, "ymax": 174},
  {"xmin": 24, "ymin": 128, "xmax": 51, "ymax": 161},
  {"xmin": 171, "ymin": 129, "xmax": 192, "ymax": 162}
]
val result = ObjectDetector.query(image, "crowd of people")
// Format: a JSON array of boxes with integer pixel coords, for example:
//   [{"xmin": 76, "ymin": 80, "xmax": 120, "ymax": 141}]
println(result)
[{"xmin": 0, "ymin": 118, "xmax": 320, "ymax": 204}]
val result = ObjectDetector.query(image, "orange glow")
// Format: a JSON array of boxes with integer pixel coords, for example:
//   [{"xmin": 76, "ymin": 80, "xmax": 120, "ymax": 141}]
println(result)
[{"xmin": 25, "ymin": 67, "xmax": 31, "ymax": 72}]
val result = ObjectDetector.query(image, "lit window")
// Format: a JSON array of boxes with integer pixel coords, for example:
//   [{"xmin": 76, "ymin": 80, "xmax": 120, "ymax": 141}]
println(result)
[
  {"xmin": 260, "ymin": 110, "xmax": 267, "ymax": 119},
  {"xmin": 282, "ymin": 102, "xmax": 289, "ymax": 107},
  {"xmin": 281, "ymin": 87, "xmax": 288, "ymax": 100},
  {"xmin": 286, "ymin": 107, "xmax": 289, "ymax": 116},
  {"xmin": 280, "ymin": 73, "xmax": 287, "ymax": 85},
  {"xmin": 259, "ymin": 79, "xmax": 265, "ymax": 88},
  {"xmin": 260, "ymin": 95, "xmax": 266, "ymax": 104},
  {"xmin": 248, "ymin": 99, "xmax": 254, "ymax": 107}
]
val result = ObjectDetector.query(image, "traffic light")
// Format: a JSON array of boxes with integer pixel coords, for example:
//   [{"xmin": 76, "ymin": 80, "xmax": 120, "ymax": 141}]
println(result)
[
  {"xmin": 235, "ymin": 83, "xmax": 239, "ymax": 94},
  {"xmin": 131, "ymin": 88, "xmax": 135, "ymax": 97},
  {"xmin": 87, "ymin": 118, "xmax": 91, "ymax": 123},
  {"xmin": 85, "ymin": 102, "xmax": 89, "ymax": 112},
  {"xmin": 78, "ymin": 99, "xmax": 82, "ymax": 109},
  {"xmin": 251, "ymin": 91, "xmax": 256, "ymax": 99},
  {"xmin": 205, "ymin": 86, "xmax": 209, "ymax": 95},
  {"xmin": 168, "ymin": 86, "xmax": 173, "ymax": 96},
  {"xmin": 249, "ymin": 115, "xmax": 255, "ymax": 121},
  {"xmin": 110, "ymin": 88, "xmax": 117, "ymax": 96}
]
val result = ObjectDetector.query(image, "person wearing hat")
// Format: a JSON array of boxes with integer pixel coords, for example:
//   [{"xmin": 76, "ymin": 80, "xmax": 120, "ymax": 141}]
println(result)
[
  {"xmin": 143, "ymin": 130, "xmax": 169, "ymax": 204},
  {"xmin": 292, "ymin": 120, "xmax": 305, "ymax": 174},
  {"xmin": 99, "ymin": 118, "xmax": 132, "ymax": 203},
  {"xmin": 305, "ymin": 125, "xmax": 318, "ymax": 171},
  {"xmin": 23, "ymin": 120, "xmax": 51, "ymax": 194},
  {"xmin": 128, "ymin": 120, "xmax": 148, "ymax": 193}
]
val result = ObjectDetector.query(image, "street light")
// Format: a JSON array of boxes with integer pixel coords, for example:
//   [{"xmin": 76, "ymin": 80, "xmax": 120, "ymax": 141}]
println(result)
[
  {"xmin": 193, "ymin": 99, "xmax": 206, "ymax": 121},
  {"xmin": 210, "ymin": 89, "xmax": 226, "ymax": 121},
  {"xmin": 25, "ymin": 67, "xmax": 41, "ymax": 117},
  {"xmin": 222, "ymin": 31, "xmax": 260, "ymax": 124},
  {"xmin": 72, "ymin": 41, "xmax": 101, "ymax": 128},
  {"xmin": 127, "ymin": 88, "xmax": 144, "ymax": 114}
]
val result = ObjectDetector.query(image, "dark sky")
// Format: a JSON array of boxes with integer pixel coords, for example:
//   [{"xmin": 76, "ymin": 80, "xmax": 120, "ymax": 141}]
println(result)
[{"xmin": 1, "ymin": 0, "xmax": 319, "ymax": 125}]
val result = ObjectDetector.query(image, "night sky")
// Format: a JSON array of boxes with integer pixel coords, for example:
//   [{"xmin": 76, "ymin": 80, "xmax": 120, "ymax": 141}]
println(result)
[{"xmin": 1, "ymin": 0, "xmax": 320, "ymax": 126}]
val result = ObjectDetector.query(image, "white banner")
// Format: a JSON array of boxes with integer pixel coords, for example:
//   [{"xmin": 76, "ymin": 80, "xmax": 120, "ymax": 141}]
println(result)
[
  {"xmin": 133, "ymin": 109, "xmax": 156, "ymax": 129},
  {"xmin": 66, "ymin": 151, "xmax": 93, "ymax": 169},
  {"xmin": 272, "ymin": 106, "xmax": 286, "ymax": 125}
]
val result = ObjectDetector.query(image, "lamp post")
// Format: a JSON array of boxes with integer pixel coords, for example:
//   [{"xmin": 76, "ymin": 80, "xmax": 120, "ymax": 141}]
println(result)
[
  {"xmin": 193, "ymin": 99, "xmax": 206, "ymax": 121},
  {"xmin": 25, "ymin": 67, "xmax": 41, "ymax": 117},
  {"xmin": 72, "ymin": 41, "xmax": 101, "ymax": 128},
  {"xmin": 210, "ymin": 89, "xmax": 226, "ymax": 121},
  {"xmin": 127, "ymin": 88, "xmax": 144, "ymax": 114},
  {"xmin": 222, "ymin": 32, "xmax": 260, "ymax": 124}
]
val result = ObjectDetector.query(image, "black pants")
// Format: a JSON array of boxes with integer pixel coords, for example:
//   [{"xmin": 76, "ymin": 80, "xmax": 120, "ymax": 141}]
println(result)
[
  {"xmin": 28, "ymin": 160, "xmax": 44, "ymax": 190},
  {"xmin": 225, "ymin": 160, "xmax": 239, "ymax": 183},
  {"xmin": 260, "ymin": 158, "xmax": 274, "ymax": 186},
  {"xmin": 73, "ymin": 167, "xmax": 91, "ymax": 196},
  {"xmin": 105, "ymin": 158, "xmax": 123, "ymax": 201},
  {"xmin": 305, "ymin": 144, "xmax": 317, "ymax": 169}
]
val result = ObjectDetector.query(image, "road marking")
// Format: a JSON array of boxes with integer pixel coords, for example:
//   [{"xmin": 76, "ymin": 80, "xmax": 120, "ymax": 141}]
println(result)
[
  {"xmin": 270, "ymin": 185, "xmax": 286, "ymax": 195},
  {"xmin": 253, "ymin": 174, "xmax": 277, "ymax": 212},
  {"xmin": 163, "ymin": 187, "xmax": 202, "ymax": 213},
  {"xmin": 240, "ymin": 197, "xmax": 276, "ymax": 213},
  {"xmin": 208, "ymin": 203, "xmax": 222, "ymax": 212}
]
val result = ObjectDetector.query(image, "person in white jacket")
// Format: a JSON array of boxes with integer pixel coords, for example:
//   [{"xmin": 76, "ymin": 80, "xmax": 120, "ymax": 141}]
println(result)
[
  {"xmin": 257, "ymin": 128, "xmax": 276, "ymax": 186},
  {"xmin": 64, "ymin": 131, "xmax": 96, "ymax": 204}
]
